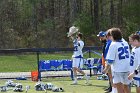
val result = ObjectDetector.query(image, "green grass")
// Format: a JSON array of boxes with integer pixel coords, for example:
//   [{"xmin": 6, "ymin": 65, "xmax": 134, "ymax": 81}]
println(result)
[
  {"xmin": 0, "ymin": 52, "xmax": 101, "ymax": 72},
  {"xmin": 0, "ymin": 52, "xmax": 136, "ymax": 93},
  {"xmin": 0, "ymin": 76, "xmax": 136, "ymax": 93}
]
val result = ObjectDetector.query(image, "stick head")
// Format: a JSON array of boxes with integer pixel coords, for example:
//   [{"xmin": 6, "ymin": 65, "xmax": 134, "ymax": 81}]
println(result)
[{"xmin": 67, "ymin": 26, "xmax": 79, "ymax": 37}]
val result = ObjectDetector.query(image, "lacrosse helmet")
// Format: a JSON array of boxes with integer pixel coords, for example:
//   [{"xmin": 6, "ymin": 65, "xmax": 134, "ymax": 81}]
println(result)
[
  {"xmin": 35, "ymin": 82, "xmax": 45, "ymax": 91},
  {"xmin": 13, "ymin": 83, "xmax": 23, "ymax": 92},
  {"xmin": 5, "ymin": 80, "xmax": 16, "ymax": 87},
  {"xmin": 52, "ymin": 86, "xmax": 64, "ymax": 92},
  {"xmin": 136, "ymin": 31, "xmax": 140, "ymax": 35},
  {"xmin": 0, "ymin": 86, "xmax": 7, "ymax": 92},
  {"xmin": 45, "ymin": 83, "xmax": 54, "ymax": 90}
]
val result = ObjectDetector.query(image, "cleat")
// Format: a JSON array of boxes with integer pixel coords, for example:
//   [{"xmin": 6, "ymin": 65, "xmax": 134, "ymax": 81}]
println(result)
[{"xmin": 71, "ymin": 81, "xmax": 78, "ymax": 85}]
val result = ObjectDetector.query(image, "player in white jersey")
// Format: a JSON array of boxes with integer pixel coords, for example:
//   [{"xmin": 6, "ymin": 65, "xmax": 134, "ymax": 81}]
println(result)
[
  {"xmin": 70, "ymin": 32, "xmax": 89, "ymax": 84},
  {"xmin": 128, "ymin": 34, "xmax": 140, "ymax": 93},
  {"xmin": 105, "ymin": 28, "xmax": 130, "ymax": 93}
]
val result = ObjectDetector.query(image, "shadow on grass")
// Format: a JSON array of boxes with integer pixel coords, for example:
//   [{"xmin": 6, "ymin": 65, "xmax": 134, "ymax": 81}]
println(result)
[
  {"xmin": 80, "ymin": 83, "xmax": 106, "ymax": 88},
  {"xmin": 42, "ymin": 77, "xmax": 96, "ymax": 82}
]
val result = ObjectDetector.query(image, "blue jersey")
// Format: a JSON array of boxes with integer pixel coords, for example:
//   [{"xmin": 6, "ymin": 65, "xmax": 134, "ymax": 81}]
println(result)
[{"xmin": 104, "ymin": 39, "xmax": 112, "ymax": 59}]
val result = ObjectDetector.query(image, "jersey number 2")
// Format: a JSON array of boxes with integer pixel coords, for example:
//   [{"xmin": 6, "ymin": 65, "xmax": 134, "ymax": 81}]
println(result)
[
  {"xmin": 74, "ymin": 46, "xmax": 78, "ymax": 51},
  {"xmin": 118, "ymin": 46, "xmax": 129, "ymax": 60}
]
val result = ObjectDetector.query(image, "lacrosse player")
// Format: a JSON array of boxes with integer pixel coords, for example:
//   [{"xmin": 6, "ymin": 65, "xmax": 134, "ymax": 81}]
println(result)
[
  {"xmin": 97, "ymin": 31, "xmax": 113, "ymax": 92},
  {"xmin": 97, "ymin": 31, "xmax": 107, "ymax": 68},
  {"xmin": 128, "ymin": 34, "xmax": 140, "ymax": 93},
  {"xmin": 135, "ymin": 31, "xmax": 140, "ymax": 35},
  {"xmin": 67, "ymin": 26, "xmax": 89, "ymax": 85},
  {"xmin": 105, "ymin": 28, "xmax": 130, "ymax": 93}
]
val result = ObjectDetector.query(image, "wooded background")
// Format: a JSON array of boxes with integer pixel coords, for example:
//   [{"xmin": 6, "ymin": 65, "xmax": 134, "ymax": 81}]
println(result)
[{"xmin": 0, "ymin": 0, "xmax": 139, "ymax": 49}]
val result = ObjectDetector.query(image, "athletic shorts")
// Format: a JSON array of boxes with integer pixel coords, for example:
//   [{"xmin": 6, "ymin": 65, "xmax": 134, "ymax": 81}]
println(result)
[
  {"xmin": 112, "ymin": 72, "xmax": 130, "ymax": 85},
  {"xmin": 72, "ymin": 58, "xmax": 83, "ymax": 68},
  {"xmin": 133, "ymin": 77, "xmax": 140, "ymax": 87}
]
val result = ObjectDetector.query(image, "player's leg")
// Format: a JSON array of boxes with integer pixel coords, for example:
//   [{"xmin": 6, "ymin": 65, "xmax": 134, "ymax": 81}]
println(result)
[
  {"xmin": 72, "ymin": 67, "xmax": 78, "ymax": 84},
  {"xmin": 104, "ymin": 61, "xmax": 112, "ymax": 92},
  {"xmin": 76, "ymin": 58, "xmax": 89, "ymax": 83},
  {"xmin": 115, "ymin": 83, "xmax": 124, "ymax": 93},
  {"xmin": 111, "ymin": 84, "xmax": 118, "ymax": 93},
  {"xmin": 136, "ymin": 87, "xmax": 140, "ymax": 93},
  {"xmin": 76, "ymin": 58, "xmax": 85, "ymax": 75},
  {"xmin": 77, "ymin": 68, "xmax": 89, "ymax": 84},
  {"xmin": 123, "ymin": 84, "xmax": 130, "ymax": 93},
  {"xmin": 134, "ymin": 80, "xmax": 140, "ymax": 93},
  {"xmin": 112, "ymin": 72, "xmax": 124, "ymax": 93},
  {"xmin": 122, "ymin": 72, "xmax": 130, "ymax": 93},
  {"xmin": 105, "ymin": 68, "xmax": 113, "ymax": 92},
  {"xmin": 77, "ymin": 68, "xmax": 85, "ymax": 75},
  {"xmin": 72, "ymin": 58, "xmax": 79, "ymax": 84}
]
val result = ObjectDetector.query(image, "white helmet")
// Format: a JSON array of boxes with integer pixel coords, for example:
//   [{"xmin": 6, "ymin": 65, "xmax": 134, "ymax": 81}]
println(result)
[
  {"xmin": 52, "ymin": 87, "xmax": 64, "ymax": 92},
  {"xmin": 45, "ymin": 83, "xmax": 54, "ymax": 90},
  {"xmin": 35, "ymin": 82, "xmax": 45, "ymax": 91},
  {"xmin": 67, "ymin": 26, "xmax": 79, "ymax": 37},
  {"xmin": 5, "ymin": 80, "xmax": 16, "ymax": 87}
]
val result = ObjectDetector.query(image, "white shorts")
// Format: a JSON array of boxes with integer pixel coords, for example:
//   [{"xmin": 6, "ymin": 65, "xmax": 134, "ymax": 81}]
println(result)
[
  {"xmin": 112, "ymin": 72, "xmax": 130, "ymax": 85},
  {"xmin": 72, "ymin": 58, "xmax": 83, "ymax": 68},
  {"xmin": 133, "ymin": 77, "xmax": 140, "ymax": 87},
  {"xmin": 133, "ymin": 80, "xmax": 140, "ymax": 87}
]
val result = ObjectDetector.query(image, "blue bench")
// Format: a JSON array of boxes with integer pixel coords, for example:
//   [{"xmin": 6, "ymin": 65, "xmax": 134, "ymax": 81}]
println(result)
[
  {"xmin": 39, "ymin": 58, "xmax": 102, "ymax": 80},
  {"xmin": 39, "ymin": 59, "xmax": 72, "ymax": 71}
]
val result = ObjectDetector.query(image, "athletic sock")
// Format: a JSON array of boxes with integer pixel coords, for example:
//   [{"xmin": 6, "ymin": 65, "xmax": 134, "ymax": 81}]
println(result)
[{"xmin": 84, "ymin": 74, "xmax": 89, "ymax": 84}]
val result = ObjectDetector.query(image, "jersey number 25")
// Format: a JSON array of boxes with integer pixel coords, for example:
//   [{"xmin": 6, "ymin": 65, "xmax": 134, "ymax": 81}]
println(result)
[{"xmin": 118, "ymin": 46, "xmax": 129, "ymax": 60}]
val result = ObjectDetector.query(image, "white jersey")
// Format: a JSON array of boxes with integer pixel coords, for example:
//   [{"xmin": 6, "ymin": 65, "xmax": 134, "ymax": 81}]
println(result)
[
  {"xmin": 130, "ymin": 47, "xmax": 137, "ymax": 73},
  {"xmin": 130, "ymin": 47, "xmax": 140, "ymax": 78},
  {"xmin": 72, "ymin": 39, "xmax": 84, "ymax": 58},
  {"xmin": 106, "ymin": 40, "xmax": 130, "ymax": 72}
]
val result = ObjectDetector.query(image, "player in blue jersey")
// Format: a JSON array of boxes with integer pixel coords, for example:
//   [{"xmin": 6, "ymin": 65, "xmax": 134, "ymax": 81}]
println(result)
[
  {"xmin": 97, "ymin": 31, "xmax": 113, "ymax": 92},
  {"xmin": 128, "ymin": 34, "xmax": 140, "ymax": 93},
  {"xmin": 105, "ymin": 28, "xmax": 130, "ymax": 93},
  {"xmin": 102, "ymin": 30, "xmax": 113, "ymax": 93},
  {"xmin": 70, "ymin": 32, "xmax": 89, "ymax": 84},
  {"xmin": 135, "ymin": 31, "xmax": 140, "ymax": 35},
  {"xmin": 97, "ymin": 31, "xmax": 107, "ymax": 67}
]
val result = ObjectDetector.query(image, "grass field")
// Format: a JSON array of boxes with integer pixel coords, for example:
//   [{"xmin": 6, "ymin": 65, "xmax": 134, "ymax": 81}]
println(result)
[
  {"xmin": 0, "ymin": 52, "xmax": 101, "ymax": 72},
  {"xmin": 0, "ymin": 52, "xmax": 136, "ymax": 93},
  {"xmin": 0, "ymin": 76, "xmax": 136, "ymax": 93}
]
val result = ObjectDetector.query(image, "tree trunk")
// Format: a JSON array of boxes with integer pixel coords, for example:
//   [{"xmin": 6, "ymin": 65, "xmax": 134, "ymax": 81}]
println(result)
[
  {"xmin": 110, "ymin": 0, "xmax": 114, "ymax": 26},
  {"xmin": 70, "ymin": 0, "xmax": 78, "ymax": 25},
  {"xmin": 117, "ymin": 0, "xmax": 123, "ymax": 27},
  {"xmin": 93, "ymin": 0, "xmax": 99, "ymax": 31}
]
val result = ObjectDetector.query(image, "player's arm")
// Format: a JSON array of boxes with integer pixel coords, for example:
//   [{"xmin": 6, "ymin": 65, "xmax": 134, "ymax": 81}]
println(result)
[
  {"xmin": 128, "ymin": 64, "xmax": 140, "ymax": 80},
  {"xmin": 70, "ymin": 35, "xmax": 74, "ymax": 41},
  {"xmin": 132, "ymin": 51, "xmax": 140, "ymax": 75},
  {"xmin": 103, "ymin": 46, "xmax": 115, "ymax": 74},
  {"xmin": 134, "ymin": 64, "xmax": 140, "ymax": 74},
  {"xmin": 103, "ymin": 43, "xmax": 115, "ymax": 73},
  {"xmin": 105, "ymin": 43, "xmax": 116, "ymax": 63},
  {"xmin": 103, "ymin": 60, "xmax": 114, "ymax": 73},
  {"xmin": 128, "ymin": 72, "xmax": 135, "ymax": 80},
  {"xmin": 103, "ymin": 64, "xmax": 110, "ymax": 74},
  {"xmin": 128, "ymin": 51, "xmax": 140, "ymax": 80}
]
